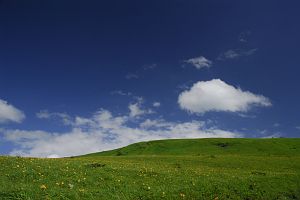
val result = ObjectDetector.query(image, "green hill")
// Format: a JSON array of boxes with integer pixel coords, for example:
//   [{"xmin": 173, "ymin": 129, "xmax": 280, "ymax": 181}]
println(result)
[
  {"xmin": 83, "ymin": 138, "xmax": 300, "ymax": 157},
  {"xmin": 1, "ymin": 138, "xmax": 300, "ymax": 199}
]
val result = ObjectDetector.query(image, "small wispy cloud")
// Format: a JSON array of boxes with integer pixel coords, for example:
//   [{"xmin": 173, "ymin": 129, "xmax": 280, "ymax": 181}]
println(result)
[
  {"xmin": 221, "ymin": 50, "xmax": 240, "ymax": 59},
  {"xmin": 244, "ymin": 48, "xmax": 257, "ymax": 56},
  {"xmin": 238, "ymin": 113, "xmax": 256, "ymax": 118},
  {"xmin": 153, "ymin": 102, "xmax": 161, "ymax": 107},
  {"xmin": 238, "ymin": 31, "xmax": 251, "ymax": 43},
  {"xmin": 218, "ymin": 48, "xmax": 257, "ymax": 60},
  {"xmin": 256, "ymin": 128, "xmax": 283, "ymax": 138},
  {"xmin": 262, "ymin": 133, "xmax": 282, "ymax": 138},
  {"xmin": 126, "ymin": 63, "xmax": 158, "ymax": 80},
  {"xmin": 128, "ymin": 98, "xmax": 154, "ymax": 118},
  {"xmin": 184, "ymin": 56, "xmax": 212, "ymax": 69},
  {"xmin": 125, "ymin": 73, "xmax": 139, "ymax": 79},
  {"xmin": 110, "ymin": 90, "xmax": 132, "ymax": 96},
  {"xmin": 296, "ymin": 126, "xmax": 300, "ymax": 130},
  {"xmin": 177, "ymin": 80, "xmax": 194, "ymax": 91},
  {"xmin": 143, "ymin": 64, "xmax": 157, "ymax": 70},
  {"xmin": 273, "ymin": 123, "xmax": 280, "ymax": 127},
  {"xmin": 36, "ymin": 110, "xmax": 73, "ymax": 125}
]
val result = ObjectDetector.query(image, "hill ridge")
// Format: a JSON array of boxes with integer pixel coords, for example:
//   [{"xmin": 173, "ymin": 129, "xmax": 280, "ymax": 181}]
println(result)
[{"xmin": 81, "ymin": 138, "xmax": 300, "ymax": 157}]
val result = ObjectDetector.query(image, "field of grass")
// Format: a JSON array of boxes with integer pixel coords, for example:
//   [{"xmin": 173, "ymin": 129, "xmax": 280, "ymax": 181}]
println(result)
[{"xmin": 1, "ymin": 138, "xmax": 300, "ymax": 199}]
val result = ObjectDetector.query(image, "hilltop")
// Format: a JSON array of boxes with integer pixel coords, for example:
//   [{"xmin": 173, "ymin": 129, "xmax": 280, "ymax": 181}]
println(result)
[{"xmin": 82, "ymin": 138, "xmax": 300, "ymax": 157}]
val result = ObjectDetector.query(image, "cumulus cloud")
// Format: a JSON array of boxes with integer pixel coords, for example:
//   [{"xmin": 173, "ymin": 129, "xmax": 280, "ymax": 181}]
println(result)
[
  {"xmin": 3, "ymin": 107, "xmax": 242, "ymax": 158},
  {"xmin": 0, "ymin": 99, "xmax": 25, "ymax": 123},
  {"xmin": 184, "ymin": 56, "xmax": 212, "ymax": 69},
  {"xmin": 178, "ymin": 79, "xmax": 271, "ymax": 114}
]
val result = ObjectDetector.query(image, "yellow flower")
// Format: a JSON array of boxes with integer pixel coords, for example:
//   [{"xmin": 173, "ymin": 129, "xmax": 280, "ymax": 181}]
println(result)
[
  {"xmin": 68, "ymin": 183, "xmax": 74, "ymax": 189},
  {"xmin": 40, "ymin": 184, "xmax": 47, "ymax": 190}
]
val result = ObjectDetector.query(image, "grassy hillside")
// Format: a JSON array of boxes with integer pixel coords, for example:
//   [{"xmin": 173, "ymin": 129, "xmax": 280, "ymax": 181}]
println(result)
[
  {"xmin": 1, "ymin": 138, "xmax": 300, "ymax": 200},
  {"xmin": 83, "ymin": 138, "xmax": 300, "ymax": 157}
]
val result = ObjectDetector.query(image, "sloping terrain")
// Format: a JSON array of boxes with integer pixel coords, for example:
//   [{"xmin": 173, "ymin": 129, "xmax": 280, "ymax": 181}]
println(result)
[
  {"xmin": 83, "ymin": 138, "xmax": 300, "ymax": 157},
  {"xmin": 1, "ymin": 138, "xmax": 300, "ymax": 199}
]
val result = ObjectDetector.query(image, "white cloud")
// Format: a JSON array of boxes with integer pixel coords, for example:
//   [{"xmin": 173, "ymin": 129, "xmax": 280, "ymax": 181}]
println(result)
[
  {"xmin": 244, "ymin": 48, "xmax": 257, "ymax": 56},
  {"xmin": 222, "ymin": 50, "xmax": 240, "ymax": 59},
  {"xmin": 5, "ymin": 130, "xmax": 50, "ymax": 141},
  {"xmin": 184, "ymin": 56, "xmax": 212, "ymax": 69},
  {"xmin": 3, "ymin": 107, "xmax": 242, "ymax": 158},
  {"xmin": 262, "ymin": 133, "xmax": 282, "ymax": 138},
  {"xmin": 143, "ymin": 64, "xmax": 157, "ymax": 70},
  {"xmin": 178, "ymin": 79, "xmax": 271, "ymax": 114},
  {"xmin": 93, "ymin": 110, "xmax": 127, "ymax": 129},
  {"xmin": 129, "ymin": 103, "xmax": 144, "ymax": 117},
  {"xmin": 237, "ymin": 113, "xmax": 256, "ymax": 118},
  {"xmin": 218, "ymin": 48, "xmax": 257, "ymax": 60},
  {"xmin": 125, "ymin": 64, "xmax": 157, "ymax": 80},
  {"xmin": 110, "ymin": 90, "xmax": 132, "ymax": 96},
  {"xmin": 273, "ymin": 123, "xmax": 280, "ymax": 127},
  {"xmin": 36, "ymin": 110, "xmax": 73, "ymax": 125},
  {"xmin": 0, "ymin": 99, "xmax": 25, "ymax": 123},
  {"xmin": 153, "ymin": 102, "xmax": 161, "ymax": 107},
  {"xmin": 5, "ymin": 128, "xmax": 104, "ymax": 158},
  {"xmin": 296, "ymin": 126, "xmax": 300, "ymax": 130},
  {"xmin": 128, "ymin": 98, "xmax": 153, "ymax": 118},
  {"xmin": 125, "ymin": 73, "xmax": 139, "ymax": 79},
  {"xmin": 139, "ymin": 119, "xmax": 172, "ymax": 129}
]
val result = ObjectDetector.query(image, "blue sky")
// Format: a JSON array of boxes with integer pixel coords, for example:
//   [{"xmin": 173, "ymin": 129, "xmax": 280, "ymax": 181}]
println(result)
[{"xmin": 1, "ymin": 0, "xmax": 300, "ymax": 157}]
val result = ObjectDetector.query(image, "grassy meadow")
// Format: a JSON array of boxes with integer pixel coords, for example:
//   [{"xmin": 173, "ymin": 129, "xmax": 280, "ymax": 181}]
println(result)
[{"xmin": 1, "ymin": 138, "xmax": 300, "ymax": 199}]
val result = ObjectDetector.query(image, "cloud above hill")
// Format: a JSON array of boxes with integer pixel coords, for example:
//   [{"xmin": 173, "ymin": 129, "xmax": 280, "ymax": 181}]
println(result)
[
  {"xmin": 178, "ymin": 79, "xmax": 271, "ymax": 114},
  {"xmin": 0, "ymin": 99, "xmax": 25, "ymax": 123},
  {"xmin": 2, "ymin": 101, "xmax": 241, "ymax": 157}
]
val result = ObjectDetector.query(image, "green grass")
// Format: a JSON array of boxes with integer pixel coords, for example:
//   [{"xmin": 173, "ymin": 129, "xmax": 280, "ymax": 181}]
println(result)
[
  {"xmin": 83, "ymin": 138, "xmax": 300, "ymax": 157},
  {"xmin": 1, "ymin": 138, "xmax": 300, "ymax": 199}
]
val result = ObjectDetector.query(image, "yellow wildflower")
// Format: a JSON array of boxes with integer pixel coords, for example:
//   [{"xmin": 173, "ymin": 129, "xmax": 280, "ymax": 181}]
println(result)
[{"xmin": 40, "ymin": 184, "xmax": 47, "ymax": 190}]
